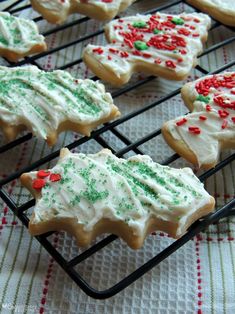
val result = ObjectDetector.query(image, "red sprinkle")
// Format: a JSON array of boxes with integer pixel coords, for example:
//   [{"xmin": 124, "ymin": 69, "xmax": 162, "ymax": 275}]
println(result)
[
  {"xmin": 32, "ymin": 179, "xmax": 46, "ymax": 190},
  {"xmin": 218, "ymin": 109, "xmax": 229, "ymax": 119},
  {"xmin": 37, "ymin": 170, "xmax": 51, "ymax": 179},
  {"xmin": 142, "ymin": 53, "xmax": 152, "ymax": 58},
  {"xmin": 188, "ymin": 126, "xmax": 201, "ymax": 134},
  {"xmin": 92, "ymin": 47, "xmax": 103, "ymax": 54},
  {"xmin": 154, "ymin": 58, "xmax": 162, "ymax": 64},
  {"xmin": 49, "ymin": 173, "xmax": 61, "ymax": 182},
  {"xmin": 180, "ymin": 49, "xmax": 187, "ymax": 55},
  {"xmin": 206, "ymin": 105, "xmax": 212, "ymax": 111},
  {"xmin": 221, "ymin": 120, "xmax": 228, "ymax": 129},
  {"xmin": 178, "ymin": 28, "xmax": 191, "ymax": 36},
  {"xmin": 165, "ymin": 60, "xmax": 176, "ymax": 68},
  {"xmin": 232, "ymin": 117, "xmax": 235, "ymax": 123},
  {"xmin": 176, "ymin": 118, "xmax": 187, "ymax": 126},
  {"xmin": 199, "ymin": 115, "xmax": 207, "ymax": 121},
  {"xmin": 109, "ymin": 48, "xmax": 118, "ymax": 54},
  {"xmin": 120, "ymin": 51, "xmax": 129, "ymax": 58},
  {"xmin": 132, "ymin": 50, "xmax": 142, "ymax": 56},
  {"xmin": 2, "ymin": 217, "xmax": 7, "ymax": 225}
]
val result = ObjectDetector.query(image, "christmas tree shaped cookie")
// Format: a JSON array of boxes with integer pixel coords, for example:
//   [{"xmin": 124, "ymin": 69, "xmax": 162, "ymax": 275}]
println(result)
[
  {"xmin": 83, "ymin": 12, "xmax": 211, "ymax": 86},
  {"xmin": 186, "ymin": 0, "xmax": 235, "ymax": 27},
  {"xmin": 0, "ymin": 12, "xmax": 46, "ymax": 62},
  {"xmin": 162, "ymin": 73, "xmax": 235, "ymax": 169},
  {"xmin": 0, "ymin": 66, "xmax": 120, "ymax": 146},
  {"xmin": 21, "ymin": 148, "xmax": 214, "ymax": 249},
  {"xmin": 30, "ymin": 0, "xmax": 136, "ymax": 24}
]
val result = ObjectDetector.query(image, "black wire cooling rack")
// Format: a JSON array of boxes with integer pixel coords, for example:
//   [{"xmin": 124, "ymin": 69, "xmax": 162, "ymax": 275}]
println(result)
[{"xmin": 0, "ymin": 0, "xmax": 234, "ymax": 299}]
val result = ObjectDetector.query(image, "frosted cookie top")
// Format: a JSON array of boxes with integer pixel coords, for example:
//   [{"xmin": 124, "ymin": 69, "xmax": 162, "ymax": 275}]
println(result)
[
  {"xmin": 32, "ymin": 0, "xmax": 133, "ymax": 11},
  {"xmin": 188, "ymin": 0, "xmax": 235, "ymax": 12},
  {"xmin": 83, "ymin": 12, "xmax": 211, "ymax": 81},
  {"xmin": 165, "ymin": 73, "xmax": 235, "ymax": 167},
  {"xmin": 32, "ymin": 0, "xmax": 70, "ymax": 13},
  {"xmin": 27, "ymin": 149, "xmax": 212, "ymax": 237},
  {"xmin": 0, "ymin": 66, "xmax": 116, "ymax": 140},
  {"xmin": 0, "ymin": 12, "xmax": 45, "ymax": 54},
  {"xmin": 31, "ymin": 0, "xmax": 136, "ymax": 23}
]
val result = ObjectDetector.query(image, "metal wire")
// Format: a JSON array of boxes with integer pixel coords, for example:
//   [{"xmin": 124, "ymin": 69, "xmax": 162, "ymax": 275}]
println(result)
[{"xmin": 0, "ymin": 0, "xmax": 234, "ymax": 299}]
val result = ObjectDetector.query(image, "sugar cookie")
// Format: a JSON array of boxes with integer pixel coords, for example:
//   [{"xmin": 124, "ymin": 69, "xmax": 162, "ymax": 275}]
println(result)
[
  {"xmin": 186, "ymin": 0, "xmax": 235, "ymax": 27},
  {"xmin": 0, "ymin": 66, "xmax": 120, "ymax": 146},
  {"xmin": 30, "ymin": 0, "xmax": 136, "ymax": 24},
  {"xmin": 83, "ymin": 12, "xmax": 211, "ymax": 86},
  {"xmin": 0, "ymin": 12, "xmax": 46, "ymax": 62},
  {"xmin": 162, "ymin": 73, "xmax": 235, "ymax": 169},
  {"xmin": 21, "ymin": 148, "xmax": 215, "ymax": 249}
]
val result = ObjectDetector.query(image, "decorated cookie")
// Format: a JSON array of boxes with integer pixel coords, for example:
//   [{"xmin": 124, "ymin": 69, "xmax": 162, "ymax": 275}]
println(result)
[
  {"xmin": 162, "ymin": 73, "xmax": 235, "ymax": 169},
  {"xmin": 0, "ymin": 66, "xmax": 120, "ymax": 146},
  {"xmin": 21, "ymin": 148, "xmax": 215, "ymax": 249},
  {"xmin": 82, "ymin": 12, "xmax": 211, "ymax": 86},
  {"xmin": 186, "ymin": 0, "xmax": 235, "ymax": 27},
  {"xmin": 30, "ymin": 0, "xmax": 136, "ymax": 24},
  {"xmin": 0, "ymin": 11, "xmax": 47, "ymax": 62}
]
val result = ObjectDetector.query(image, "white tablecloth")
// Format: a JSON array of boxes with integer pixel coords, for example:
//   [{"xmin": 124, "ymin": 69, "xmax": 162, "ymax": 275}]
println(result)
[{"xmin": 0, "ymin": 1, "xmax": 234, "ymax": 313}]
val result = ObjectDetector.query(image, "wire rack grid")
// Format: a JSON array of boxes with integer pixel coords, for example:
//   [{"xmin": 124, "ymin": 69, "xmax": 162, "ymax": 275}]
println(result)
[{"xmin": 0, "ymin": 0, "xmax": 234, "ymax": 299}]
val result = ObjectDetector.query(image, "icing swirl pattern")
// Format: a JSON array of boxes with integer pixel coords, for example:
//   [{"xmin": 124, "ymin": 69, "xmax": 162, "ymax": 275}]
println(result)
[
  {"xmin": 27, "ymin": 149, "xmax": 212, "ymax": 237},
  {"xmin": 0, "ymin": 12, "xmax": 46, "ymax": 54},
  {"xmin": 0, "ymin": 66, "xmax": 118, "ymax": 142}
]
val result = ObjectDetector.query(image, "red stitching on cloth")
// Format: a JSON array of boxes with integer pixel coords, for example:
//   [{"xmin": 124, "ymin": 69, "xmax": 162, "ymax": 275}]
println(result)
[
  {"xmin": 46, "ymin": 33, "xmax": 57, "ymax": 69},
  {"xmin": 39, "ymin": 234, "xmax": 59, "ymax": 314},
  {"xmin": 203, "ymin": 237, "xmax": 234, "ymax": 242},
  {"xmin": 196, "ymin": 235, "xmax": 203, "ymax": 314},
  {"xmin": 0, "ymin": 142, "xmax": 28, "ymax": 233}
]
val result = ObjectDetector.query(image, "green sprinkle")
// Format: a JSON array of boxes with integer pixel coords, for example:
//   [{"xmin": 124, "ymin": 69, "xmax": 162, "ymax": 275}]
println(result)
[
  {"xmin": 153, "ymin": 28, "xmax": 162, "ymax": 34},
  {"xmin": 134, "ymin": 41, "xmax": 148, "ymax": 51},
  {"xmin": 0, "ymin": 36, "xmax": 8, "ymax": 46},
  {"xmin": 171, "ymin": 17, "xmax": 184, "ymax": 25},
  {"xmin": 196, "ymin": 95, "xmax": 210, "ymax": 103},
  {"xmin": 81, "ymin": 189, "xmax": 109, "ymax": 203},
  {"xmin": 132, "ymin": 21, "xmax": 147, "ymax": 28}
]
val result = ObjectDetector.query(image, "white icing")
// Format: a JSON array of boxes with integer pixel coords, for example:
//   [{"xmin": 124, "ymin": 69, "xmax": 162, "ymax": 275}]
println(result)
[
  {"xmin": 0, "ymin": 65, "xmax": 116, "ymax": 140},
  {"xmin": 28, "ymin": 149, "xmax": 212, "ymax": 237},
  {"xmin": 31, "ymin": 0, "xmax": 136, "ymax": 22},
  {"xmin": 83, "ymin": 12, "xmax": 211, "ymax": 81},
  {"xmin": 34, "ymin": 0, "xmax": 70, "ymax": 14},
  {"xmin": 165, "ymin": 73, "xmax": 235, "ymax": 167},
  {"xmin": 188, "ymin": 0, "xmax": 235, "ymax": 12},
  {"xmin": 0, "ymin": 12, "xmax": 45, "ymax": 54}
]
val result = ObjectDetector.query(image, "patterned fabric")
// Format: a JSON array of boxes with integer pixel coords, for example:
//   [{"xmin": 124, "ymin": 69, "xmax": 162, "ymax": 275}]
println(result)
[{"xmin": 0, "ymin": 0, "xmax": 234, "ymax": 313}]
